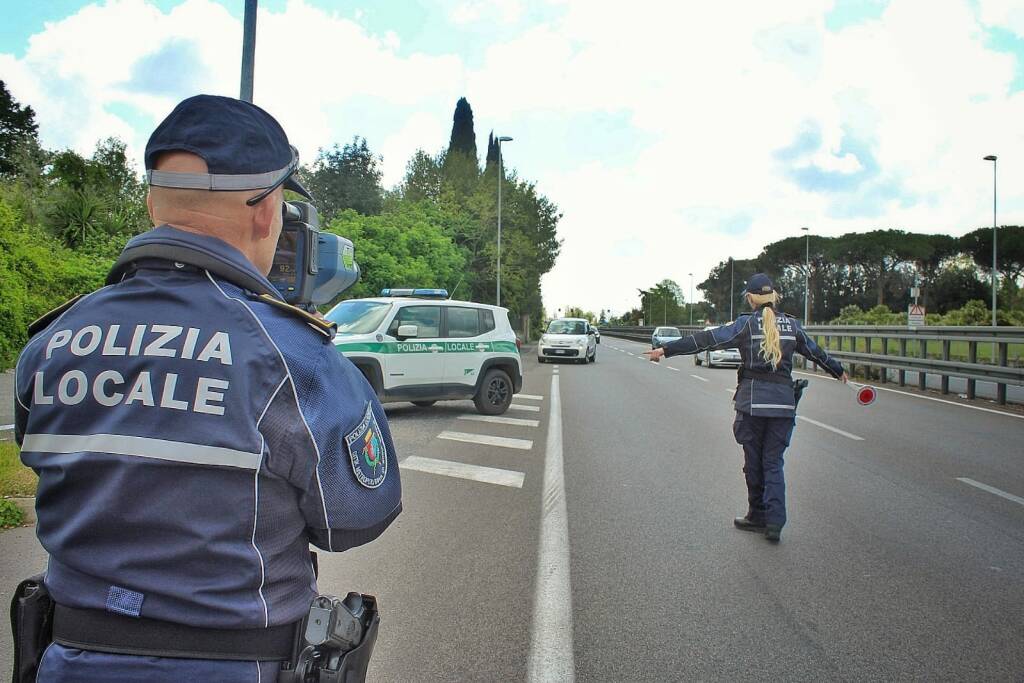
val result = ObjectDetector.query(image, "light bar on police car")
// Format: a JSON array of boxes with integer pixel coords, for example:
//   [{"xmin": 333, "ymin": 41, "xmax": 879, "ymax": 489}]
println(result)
[{"xmin": 379, "ymin": 288, "xmax": 449, "ymax": 299}]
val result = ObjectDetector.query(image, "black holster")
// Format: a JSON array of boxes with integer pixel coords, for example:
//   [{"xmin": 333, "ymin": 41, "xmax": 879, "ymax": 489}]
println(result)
[
  {"xmin": 10, "ymin": 574, "xmax": 54, "ymax": 683},
  {"xmin": 283, "ymin": 594, "xmax": 380, "ymax": 683}
]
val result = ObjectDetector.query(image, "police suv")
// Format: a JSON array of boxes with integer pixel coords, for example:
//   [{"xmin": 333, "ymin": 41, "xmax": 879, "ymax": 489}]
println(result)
[{"xmin": 325, "ymin": 289, "xmax": 523, "ymax": 415}]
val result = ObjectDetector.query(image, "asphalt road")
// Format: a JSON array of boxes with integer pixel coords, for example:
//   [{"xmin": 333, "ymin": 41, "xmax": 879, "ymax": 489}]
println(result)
[{"xmin": 2, "ymin": 340, "xmax": 1023, "ymax": 681}]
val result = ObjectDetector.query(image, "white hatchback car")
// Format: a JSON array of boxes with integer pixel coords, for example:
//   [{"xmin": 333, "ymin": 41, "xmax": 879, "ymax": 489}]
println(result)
[
  {"xmin": 694, "ymin": 324, "xmax": 742, "ymax": 368},
  {"xmin": 325, "ymin": 289, "xmax": 523, "ymax": 414},
  {"xmin": 538, "ymin": 318, "xmax": 597, "ymax": 364}
]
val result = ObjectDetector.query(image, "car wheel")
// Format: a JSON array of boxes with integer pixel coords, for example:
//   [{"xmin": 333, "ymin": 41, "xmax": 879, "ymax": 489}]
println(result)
[
  {"xmin": 411, "ymin": 400, "xmax": 436, "ymax": 407},
  {"xmin": 589, "ymin": 349, "xmax": 596, "ymax": 363},
  {"xmin": 474, "ymin": 369, "xmax": 513, "ymax": 415},
  {"xmin": 706, "ymin": 354, "xmax": 714, "ymax": 368},
  {"xmin": 694, "ymin": 355, "xmax": 702, "ymax": 366}
]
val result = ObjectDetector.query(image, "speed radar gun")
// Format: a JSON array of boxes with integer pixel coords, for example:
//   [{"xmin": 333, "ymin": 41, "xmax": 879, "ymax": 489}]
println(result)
[
  {"xmin": 281, "ymin": 592, "xmax": 380, "ymax": 683},
  {"xmin": 268, "ymin": 201, "xmax": 361, "ymax": 309}
]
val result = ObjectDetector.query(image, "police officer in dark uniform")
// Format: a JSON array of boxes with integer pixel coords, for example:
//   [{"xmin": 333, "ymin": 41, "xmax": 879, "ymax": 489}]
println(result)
[
  {"xmin": 14, "ymin": 95, "xmax": 402, "ymax": 681},
  {"xmin": 645, "ymin": 273, "xmax": 846, "ymax": 542}
]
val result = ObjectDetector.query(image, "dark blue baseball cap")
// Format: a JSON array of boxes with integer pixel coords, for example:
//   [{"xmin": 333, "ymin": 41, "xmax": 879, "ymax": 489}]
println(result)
[
  {"xmin": 145, "ymin": 94, "xmax": 312, "ymax": 205},
  {"xmin": 745, "ymin": 273, "xmax": 775, "ymax": 294}
]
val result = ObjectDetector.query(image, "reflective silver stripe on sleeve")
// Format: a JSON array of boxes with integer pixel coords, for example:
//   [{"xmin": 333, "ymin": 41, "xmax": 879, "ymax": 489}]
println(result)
[
  {"xmin": 22, "ymin": 433, "xmax": 263, "ymax": 470},
  {"xmin": 750, "ymin": 403, "xmax": 796, "ymax": 409}
]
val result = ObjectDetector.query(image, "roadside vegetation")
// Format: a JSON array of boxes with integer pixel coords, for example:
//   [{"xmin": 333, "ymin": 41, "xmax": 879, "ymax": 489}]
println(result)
[{"xmin": 0, "ymin": 84, "xmax": 561, "ymax": 369}]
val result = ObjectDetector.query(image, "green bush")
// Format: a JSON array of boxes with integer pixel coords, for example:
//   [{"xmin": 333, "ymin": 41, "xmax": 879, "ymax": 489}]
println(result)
[
  {"xmin": 0, "ymin": 197, "xmax": 112, "ymax": 369},
  {"xmin": 0, "ymin": 498, "xmax": 24, "ymax": 529}
]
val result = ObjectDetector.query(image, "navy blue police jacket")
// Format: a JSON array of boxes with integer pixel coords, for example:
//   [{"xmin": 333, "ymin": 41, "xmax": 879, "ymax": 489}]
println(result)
[
  {"xmin": 14, "ymin": 226, "xmax": 402, "ymax": 681},
  {"xmin": 661, "ymin": 308, "xmax": 844, "ymax": 418}
]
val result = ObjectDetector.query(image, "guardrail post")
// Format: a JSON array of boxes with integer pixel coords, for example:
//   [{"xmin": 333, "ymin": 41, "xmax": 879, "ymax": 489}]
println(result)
[
  {"xmin": 918, "ymin": 338, "xmax": 927, "ymax": 390},
  {"xmin": 967, "ymin": 342, "xmax": 977, "ymax": 400},
  {"xmin": 997, "ymin": 342, "xmax": 1008, "ymax": 405},
  {"xmin": 898, "ymin": 338, "xmax": 907, "ymax": 386},
  {"xmin": 941, "ymin": 340, "xmax": 950, "ymax": 394},
  {"xmin": 880, "ymin": 336, "xmax": 888, "ymax": 384}
]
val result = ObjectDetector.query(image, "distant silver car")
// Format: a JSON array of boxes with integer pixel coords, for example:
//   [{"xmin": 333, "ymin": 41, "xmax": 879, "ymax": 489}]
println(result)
[
  {"xmin": 694, "ymin": 325, "xmax": 741, "ymax": 367},
  {"xmin": 651, "ymin": 326, "xmax": 682, "ymax": 349}
]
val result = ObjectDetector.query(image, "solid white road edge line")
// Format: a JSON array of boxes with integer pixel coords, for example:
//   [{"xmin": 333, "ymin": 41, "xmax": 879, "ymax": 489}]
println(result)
[
  {"xmin": 690, "ymin": 374, "xmax": 709, "ymax": 382},
  {"xmin": 401, "ymin": 456, "xmax": 525, "ymax": 488},
  {"xmin": 792, "ymin": 369, "xmax": 1024, "ymax": 420},
  {"xmin": 458, "ymin": 415, "xmax": 540, "ymax": 428},
  {"xmin": 796, "ymin": 415, "xmax": 864, "ymax": 441},
  {"xmin": 667, "ymin": 367, "xmax": 681, "ymax": 372},
  {"xmin": 526, "ymin": 372, "xmax": 575, "ymax": 682},
  {"xmin": 956, "ymin": 477, "xmax": 1024, "ymax": 507},
  {"xmin": 437, "ymin": 431, "xmax": 534, "ymax": 450},
  {"xmin": 518, "ymin": 394, "xmax": 545, "ymax": 401}
]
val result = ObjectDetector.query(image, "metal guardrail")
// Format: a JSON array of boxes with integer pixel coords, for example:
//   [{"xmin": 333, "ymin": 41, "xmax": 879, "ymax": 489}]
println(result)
[{"xmin": 599, "ymin": 325, "xmax": 1024, "ymax": 405}]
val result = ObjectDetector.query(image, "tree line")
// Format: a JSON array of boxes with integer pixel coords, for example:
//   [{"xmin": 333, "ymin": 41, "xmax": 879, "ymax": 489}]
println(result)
[
  {"xmin": 604, "ymin": 229, "xmax": 1024, "ymax": 328},
  {"xmin": 0, "ymin": 83, "xmax": 562, "ymax": 368},
  {"xmin": 696, "ymin": 229, "xmax": 1023, "ymax": 325}
]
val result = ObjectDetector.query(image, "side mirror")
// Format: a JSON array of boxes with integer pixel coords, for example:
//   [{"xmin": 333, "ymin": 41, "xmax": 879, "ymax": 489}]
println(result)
[{"xmin": 397, "ymin": 324, "xmax": 419, "ymax": 340}]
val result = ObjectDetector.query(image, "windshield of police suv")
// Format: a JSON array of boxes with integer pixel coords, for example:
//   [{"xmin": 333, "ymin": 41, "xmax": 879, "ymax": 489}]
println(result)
[
  {"xmin": 655, "ymin": 327, "xmax": 681, "ymax": 337},
  {"xmin": 325, "ymin": 301, "xmax": 393, "ymax": 335},
  {"xmin": 547, "ymin": 319, "xmax": 587, "ymax": 335}
]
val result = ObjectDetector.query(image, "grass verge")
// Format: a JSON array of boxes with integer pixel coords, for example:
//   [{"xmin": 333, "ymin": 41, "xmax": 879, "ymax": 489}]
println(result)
[{"xmin": 0, "ymin": 441, "xmax": 37, "ymax": 497}]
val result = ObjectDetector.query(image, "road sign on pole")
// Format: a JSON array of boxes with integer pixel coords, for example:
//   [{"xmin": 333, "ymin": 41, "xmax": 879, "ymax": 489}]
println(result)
[{"xmin": 908, "ymin": 304, "xmax": 926, "ymax": 327}]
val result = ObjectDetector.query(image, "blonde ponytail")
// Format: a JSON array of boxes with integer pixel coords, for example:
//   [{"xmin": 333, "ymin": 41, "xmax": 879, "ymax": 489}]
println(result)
[{"xmin": 748, "ymin": 291, "xmax": 782, "ymax": 368}]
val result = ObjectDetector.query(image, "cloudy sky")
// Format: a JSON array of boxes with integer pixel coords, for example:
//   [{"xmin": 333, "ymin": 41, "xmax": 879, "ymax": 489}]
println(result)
[{"xmin": 3, "ymin": 0, "xmax": 1024, "ymax": 316}]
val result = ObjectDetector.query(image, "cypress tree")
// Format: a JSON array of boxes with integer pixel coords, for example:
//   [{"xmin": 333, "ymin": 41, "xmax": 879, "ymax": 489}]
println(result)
[
  {"xmin": 484, "ymin": 131, "xmax": 498, "ymax": 174},
  {"xmin": 447, "ymin": 97, "xmax": 477, "ymax": 160}
]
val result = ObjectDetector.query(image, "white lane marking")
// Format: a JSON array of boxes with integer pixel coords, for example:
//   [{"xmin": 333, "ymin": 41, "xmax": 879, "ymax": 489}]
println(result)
[
  {"xmin": 518, "ymin": 394, "xmax": 545, "ymax": 401},
  {"xmin": 401, "ymin": 456, "xmax": 525, "ymax": 488},
  {"xmin": 723, "ymin": 389, "xmax": 734, "ymax": 394},
  {"xmin": 626, "ymin": 352, "xmax": 635, "ymax": 356},
  {"xmin": 509, "ymin": 404, "xmax": 541, "ymax": 413},
  {"xmin": 796, "ymin": 415, "xmax": 864, "ymax": 441},
  {"xmin": 667, "ymin": 367, "xmax": 681, "ymax": 372},
  {"xmin": 793, "ymin": 370, "xmax": 1024, "ymax": 420},
  {"xmin": 690, "ymin": 374, "xmax": 709, "ymax": 382},
  {"xmin": 0, "ymin": 424, "xmax": 14, "ymax": 432},
  {"xmin": 459, "ymin": 415, "xmax": 540, "ymax": 428},
  {"xmin": 438, "ymin": 431, "xmax": 534, "ymax": 450},
  {"xmin": 956, "ymin": 478, "xmax": 1024, "ymax": 507},
  {"xmin": 527, "ymin": 372, "xmax": 575, "ymax": 682},
  {"xmin": 553, "ymin": 365, "xmax": 560, "ymax": 369}
]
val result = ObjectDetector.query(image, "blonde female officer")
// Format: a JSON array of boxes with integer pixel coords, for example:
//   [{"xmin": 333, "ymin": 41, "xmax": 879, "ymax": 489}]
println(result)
[{"xmin": 645, "ymin": 273, "xmax": 847, "ymax": 542}]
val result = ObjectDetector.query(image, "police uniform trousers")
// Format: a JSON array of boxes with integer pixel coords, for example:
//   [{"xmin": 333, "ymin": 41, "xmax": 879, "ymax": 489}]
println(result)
[{"xmin": 732, "ymin": 411, "xmax": 795, "ymax": 527}]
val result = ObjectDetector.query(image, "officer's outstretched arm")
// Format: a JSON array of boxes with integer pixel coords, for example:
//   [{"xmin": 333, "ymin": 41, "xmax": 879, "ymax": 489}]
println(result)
[
  {"xmin": 661, "ymin": 317, "xmax": 748, "ymax": 358},
  {"xmin": 795, "ymin": 325, "xmax": 845, "ymax": 379},
  {"xmin": 260, "ymin": 345, "xmax": 403, "ymax": 552}
]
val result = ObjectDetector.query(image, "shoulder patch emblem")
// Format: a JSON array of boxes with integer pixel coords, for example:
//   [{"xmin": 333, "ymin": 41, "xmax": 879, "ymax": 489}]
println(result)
[{"xmin": 346, "ymin": 403, "xmax": 388, "ymax": 489}]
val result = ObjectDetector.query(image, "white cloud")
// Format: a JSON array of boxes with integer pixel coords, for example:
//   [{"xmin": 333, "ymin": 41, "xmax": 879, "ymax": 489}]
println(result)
[
  {"xmin": 978, "ymin": 0, "xmax": 1024, "ymax": 36},
  {"xmin": 4, "ymin": 0, "xmax": 1024, "ymax": 317}
]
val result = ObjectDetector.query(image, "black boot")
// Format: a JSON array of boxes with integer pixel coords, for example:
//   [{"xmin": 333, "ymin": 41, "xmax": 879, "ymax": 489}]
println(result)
[
  {"xmin": 764, "ymin": 524, "xmax": 782, "ymax": 542},
  {"xmin": 733, "ymin": 515, "xmax": 766, "ymax": 532}
]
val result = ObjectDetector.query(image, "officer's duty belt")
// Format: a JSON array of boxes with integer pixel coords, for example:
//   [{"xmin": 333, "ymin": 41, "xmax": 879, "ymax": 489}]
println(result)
[
  {"xmin": 737, "ymin": 367, "xmax": 793, "ymax": 385},
  {"xmin": 52, "ymin": 603, "xmax": 299, "ymax": 661}
]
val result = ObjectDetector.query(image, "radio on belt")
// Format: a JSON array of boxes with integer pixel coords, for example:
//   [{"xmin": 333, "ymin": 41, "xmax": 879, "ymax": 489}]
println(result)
[{"xmin": 268, "ymin": 201, "xmax": 361, "ymax": 308}]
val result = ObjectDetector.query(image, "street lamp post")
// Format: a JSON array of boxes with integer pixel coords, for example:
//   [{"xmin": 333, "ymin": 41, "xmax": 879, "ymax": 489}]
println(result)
[
  {"xmin": 496, "ymin": 136, "xmax": 514, "ymax": 307},
  {"xmin": 984, "ymin": 155, "xmax": 998, "ymax": 330},
  {"xmin": 688, "ymin": 273, "xmax": 694, "ymax": 326},
  {"xmin": 801, "ymin": 227, "xmax": 810, "ymax": 322},
  {"xmin": 240, "ymin": 0, "xmax": 257, "ymax": 102}
]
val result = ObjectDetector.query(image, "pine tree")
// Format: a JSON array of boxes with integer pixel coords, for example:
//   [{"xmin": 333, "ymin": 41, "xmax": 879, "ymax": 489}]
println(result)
[{"xmin": 441, "ymin": 97, "xmax": 480, "ymax": 198}]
